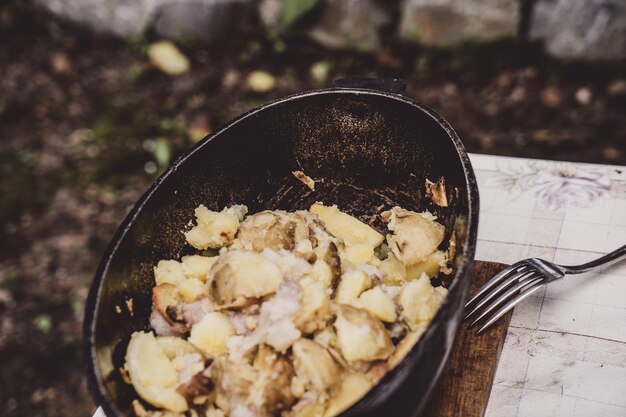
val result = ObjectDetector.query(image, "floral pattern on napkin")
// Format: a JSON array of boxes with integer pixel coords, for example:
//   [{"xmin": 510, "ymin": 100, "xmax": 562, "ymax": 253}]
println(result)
[{"xmin": 488, "ymin": 160, "xmax": 611, "ymax": 211}]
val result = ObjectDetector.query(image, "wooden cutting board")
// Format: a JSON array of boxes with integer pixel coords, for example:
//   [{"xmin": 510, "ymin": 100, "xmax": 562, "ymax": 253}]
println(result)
[{"xmin": 426, "ymin": 261, "xmax": 512, "ymax": 417}]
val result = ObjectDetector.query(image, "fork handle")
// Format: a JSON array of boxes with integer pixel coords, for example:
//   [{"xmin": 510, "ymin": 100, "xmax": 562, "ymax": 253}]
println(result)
[{"xmin": 561, "ymin": 244, "xmax": 626, "ymax": 274}]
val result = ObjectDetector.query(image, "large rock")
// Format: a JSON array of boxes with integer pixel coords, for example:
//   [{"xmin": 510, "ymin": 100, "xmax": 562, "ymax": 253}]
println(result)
[
  {"xmin": 530, "ymin": 0, "xmax": 626, "ymax": 61},
  {"xmin": 34, "ymin": 0, "xmax": 253, "ymax": 42},
  {"xmin": 308, "ymin": 0, "xmax": 393, "ymax": 51},
  {"xmin": 152, "ymin": 0, "xmax": 253, "ymax": 42},
  {"xmin": 35, "ymin": 0, "xmax": 155, "ymax": 37},
  {"xmin": 398, "ymin": 0, "xmax": 519, "ymax": 46}
]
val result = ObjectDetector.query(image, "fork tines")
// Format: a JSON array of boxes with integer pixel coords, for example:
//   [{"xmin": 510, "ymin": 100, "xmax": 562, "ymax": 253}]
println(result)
[{"xmin": 464, "ymin": 261, "xmax": 548, "ymax": 334}]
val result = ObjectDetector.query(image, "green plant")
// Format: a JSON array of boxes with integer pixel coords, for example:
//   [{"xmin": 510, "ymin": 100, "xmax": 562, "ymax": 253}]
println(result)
[{"xmin": 281, "ymin": 0, "xmax": 322, "ymax": 28}]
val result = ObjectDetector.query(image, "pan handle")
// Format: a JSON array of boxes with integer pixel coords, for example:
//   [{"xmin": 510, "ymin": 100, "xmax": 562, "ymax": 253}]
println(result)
[{"xmin": 333, "ymin": 77, "xmax": 406, "ymax": 94}]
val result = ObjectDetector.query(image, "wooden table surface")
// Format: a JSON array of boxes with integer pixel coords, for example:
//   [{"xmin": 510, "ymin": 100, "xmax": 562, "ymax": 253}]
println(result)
[{"xmin": 426, "ymin": 261, "xmax": 512, "ymax": 417}]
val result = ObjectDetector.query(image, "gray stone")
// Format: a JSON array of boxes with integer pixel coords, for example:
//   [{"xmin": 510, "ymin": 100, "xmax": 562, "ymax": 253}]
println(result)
[
  {"xmin": 399, "ymin": 0, "xmax": 519, "ymax": 46},
  {"xmin": 530, "ymin": 0, "xmax": 626, "ymax": 61},
  {"xmin": 258, "ymin": 0, "xmax": 282, "ymax": 29},
  {"xmin": 33, "ymin": 0, "xmax": 253, "ymax": 42},
  {"xmin": 308, "ymin": 0, "xmax": 392, "ymax": 51},
  {"xmin": 153, "ymin": 0, "xmax": 253, "ymax": 43},
  {"xmin": 35, "ymin": 0, "xmax": 157, "ymax": 37}
]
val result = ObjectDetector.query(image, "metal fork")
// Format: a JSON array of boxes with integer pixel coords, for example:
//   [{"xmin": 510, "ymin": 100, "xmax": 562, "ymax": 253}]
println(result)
[{"xmin": 465, "ymin": 244, "xmax": 626, "ymax": 334}]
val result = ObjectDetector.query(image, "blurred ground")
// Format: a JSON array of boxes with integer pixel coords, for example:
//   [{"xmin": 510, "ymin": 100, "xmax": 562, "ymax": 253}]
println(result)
[{"xmin": 0, "ymin": 1, "xmax": 625, "ymax": 417}]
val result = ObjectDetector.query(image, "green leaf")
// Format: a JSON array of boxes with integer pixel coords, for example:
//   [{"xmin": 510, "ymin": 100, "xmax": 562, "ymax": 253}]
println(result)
[
  {"xmin": 281, "ymin": 0, "xmax": 321, "ymax": 28},
  {"xmin": 35, "ymin": 315, "xmax": 53, "ymax": 334},
  {"xmin": 154, "ymin": 137, "xmax": 171, "ymax": 170}
]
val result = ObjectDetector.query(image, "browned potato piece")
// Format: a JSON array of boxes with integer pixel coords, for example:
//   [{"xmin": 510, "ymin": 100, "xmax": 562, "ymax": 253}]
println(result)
[
  {"xmin": 406, "ymin": 250, "xmax": 446, "ymax": 279},
  {"xmin": 379, "ymin": 253, "xmax": 407, "ymax": 285},
  {"xmin": 310, "ymin": 203, "xmax": 384, "ymax": 248},
  {"xmin": 124, "ymin": 331, "xmax": 188, "ymax": 412},
  {"xmin": 237, "ymin": 211, "xmax": 311, "ymax": 252},
  {"xmin": 323, "ymin": 372, "xmax": 372, "ymax": 417},
  {"xmin": 384, "ymin": 207, "xmax": 445, "ymax": 265},
  {"xmin": 292, "ymin": 339, "xmax": 341, "ymax": 393},
  {"xmin": 294, "ymin": 278, "xmax": 331, "ymax": 334},
  {"xmin": 251, "ymin": 345, "xmax": 297, "ymax": 414},
  {"xmin": 209, "ymin": 250, "xmax": 283, "ymax": 305},
  {"xmin": 334, "ymin": 305, "xmax": 393, "ymax": 362},
  {"xmin": 311, "ymin": 240, "xmax": 341, "ymax": 289},
  {"xmin": 184, "ymin": 205, "xmax": 246, "ymax": 250},
  {"xmin": 152, "ymin": 284, "xmax": 187, "ymax": 332}
]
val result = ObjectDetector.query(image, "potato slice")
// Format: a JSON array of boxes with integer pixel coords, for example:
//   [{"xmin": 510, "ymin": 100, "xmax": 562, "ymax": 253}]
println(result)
[
  {"xmin": 292, "ymin": 339, "xmax": 341, "ymax": 393},
  {"xmin": 406, "ymin": 250, "xmax": 446, "ymax": 279},
  {"xmin": 156, "ymin": 336, "xmax": 199, "ymax": 359},
  {"xmin": 335, "ymin": 270, "xmax": 372, "ymax": 304},
  {"xmin": 340, "ymin": 244, "xmax": 375, "ymax": 266},
  {"xmin": 124, "ymin": 331, "xmax": 188, "ymax": 412},
  {"xmin": 323, "ymin": 373, "xmax": 372, "ymax": 417},
  {"xmin": 379, "ymin": 253, "xmax": 407, "ymax": 285},
  {"xmin": 184, "ymin": 205, "xmax": 247, "ymax": 250},
  {"xmin": 357, "ymin": 286, "xmax": 397, "ymax": 323},
  {"xmin": 209, "ymin": 250, "xmax": 283, "ymax": 305},
  {"xmin": 294, "ymin": 278, "xmax": 331, "ymax": 334},
  {"xmin": 384, "ymin": 207, "xmax": 445, "ymax": 265},
  {"xmin": 399, "ymin": 275, "xmax": 448, "ymax": 329},
  {"xmin": 188, "ymin": 312, "xmax": 235, "ymax": 357},
  {"xmin": 310, "ymin": 203, "xmax": 384, "ymax": 248},
  {"xmin": 334, "ymin": 305, "xmax": 393, "ymax": 362}
]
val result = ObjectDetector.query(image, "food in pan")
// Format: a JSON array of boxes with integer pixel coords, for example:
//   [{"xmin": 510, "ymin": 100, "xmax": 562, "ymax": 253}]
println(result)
[{"xmin": 124, "ymin": 202, "xmax": 451, "ymax": 417}]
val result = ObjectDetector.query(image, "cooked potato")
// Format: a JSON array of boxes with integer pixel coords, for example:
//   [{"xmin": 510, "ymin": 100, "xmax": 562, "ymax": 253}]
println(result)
[
  {"xmin": 379, "ymin": 253, "xmax": 407, "ymax": 285},
  {"xmin": 250, "ymin": 345, "xmax": 297, "ymax": 414},
  {"xmin": 294, "ymin": 278, "xmax": 331, "ymax": 334},
  {"xmin": 357, "ymin": 286, "xmax": 397, "ymax": 323},
  {"xmin": 130, "ymin": 203, "xmax": 452, "ymax": 417},
  {"xmin": 388, "ymin": 329, "xmax": 425, "ymax": 368},
  {"xmin": 153, "ymin": 283, "xmax": 183, "ymax": 324},
  {"xmin": 341, "ymin": 244, "xmax": 375, "ymax": 266},
  {"xmin": 406, "ymin": 250, "xmax": 446, "ymax": 279},
  {"xmin": 154, "ymin": 257, "xmax": 212, "ymax": 302},
  {"xmin": 310, "ymin": 203, "xmax": 384, "ymax": 248},
  {"xmin": 399, "ymin": 275, "xmax": 448, "ymax": 329},
  {"xmin": 335, "ymin": 269, "xmax": 372, "ymax": 304},
  {"xmin": 125, "ymin": 331, "xmax": 188, "ymax": 412},
  {"xmin": 238, "ymin": 210, "xmax": 312, "ymax": 252},
  {"xmin": 156, "ymin": 336, "xmax": 199, "ymax": 359},
  {"xmin": 185, "ymin": 205, "xmax": 247, "ymax": 250},
  {"xmin": 311, "ymin": 241, "xmax": 341, "ymax": 288},
  {"xmin": 286, "ymin": 397, "xmax": 326, "ymax": 417},
  {"xmin": 292, "ymin": 339, "xmax": 341, "ymax": 393},
  {"xmin": 181, "ymin": 255, "xmax": 217, "ymax": 281},
  {"xmin": 334, "ymin": 305, "xmax": 393, "ymax": 362},
  {"xmin": 188, "ymin": 312, "xmax": 235, "ymax": 357},
  {"xmin": 209, "ymin": 250, "xmax": 283, "ymax": 305},
  {"xmin": 323, "ymin": 373, "xmax": 372, "ymax": 417},
  {"xmin": 384, "ymin": 207, "xmax": 445, "ymax": 265}
]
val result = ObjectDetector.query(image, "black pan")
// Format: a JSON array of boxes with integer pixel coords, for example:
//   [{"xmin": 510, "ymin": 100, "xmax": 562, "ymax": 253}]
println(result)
[{"xmin": 84, "ymin": 78, "xmax": 479, "ymax": 417}]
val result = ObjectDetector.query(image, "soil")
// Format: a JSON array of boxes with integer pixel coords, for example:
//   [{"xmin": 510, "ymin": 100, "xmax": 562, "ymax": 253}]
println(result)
[{"xmin": 0, "ymin": 1, "xmax": 624, "ymax": 417}]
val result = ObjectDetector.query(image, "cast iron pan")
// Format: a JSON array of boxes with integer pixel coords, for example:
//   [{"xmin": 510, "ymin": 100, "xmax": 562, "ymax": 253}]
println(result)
[{"xmin": 84, "ymin": 78, "xmax": 479, "ymax": 417}]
